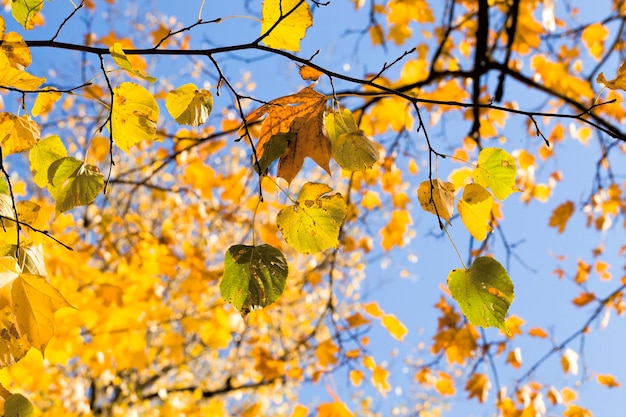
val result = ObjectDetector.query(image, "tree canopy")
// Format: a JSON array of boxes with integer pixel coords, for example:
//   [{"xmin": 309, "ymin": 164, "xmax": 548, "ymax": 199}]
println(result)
[{"xmin": 0, "ymin": 0, "xmax": 624, "ymax": 416}]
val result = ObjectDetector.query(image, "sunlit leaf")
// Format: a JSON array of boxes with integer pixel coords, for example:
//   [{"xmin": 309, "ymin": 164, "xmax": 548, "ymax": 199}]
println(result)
[
  {"xmin": 12, "ymin": 273, "xmax": 73, "ymax": 353},
  {"xmin": 473, "ymin": 148, "xmax": 518, "ymax": 200},
  {"xmin": 325, "ymin": 109, "xmax": 379, "ymax": 171},
  {"xmin": 109, "ymin": 42, "xmax": 157, "ymax": 83},
  {"xmin": 247, "ymin": 86, "xmax": 330, "ymax": 183},
  {"xmin": 561, "ymin": 348, "xmax": 579, "ymax": 375},
  {"xmin": 597, "ymin": 61, "xmax": 626, "ymax": 90},
  {"xmin": 457, "ymin": 183, "xmax": 493, "ymax": 241},
  {"xmin": 597, "ymin": 374, "xmax": 620, "ymax": 388},
  {"xmin": 315, "ymin": 339, "xmax": 338, "ymax": 367},
  {"xmin": 165, "ymin": 83, "xmax": 213, "ymax": 126},
  {"xmin": 0, "ymin": 113, "xmax": 40, "ymax": 155},
  {"xmin": 4, "ymin": 393, "xmax": 36, "ymax": 417},
  {"xmin": 31, "ymin": 87, "xmax": 62, "ymax": 117},
  {"xmin": 563, "ymin": 405, "xmax": 592, "ymax": 417},
  {"xmin": 1, "ymin": 31, "xmax": 31, "ymax": 68},
  {"xmin": 465, "ymin": 373, "xmax": 491, "ymax": 403},
  {"xmin": 261, "ymin": 0, "xmax": 312, "ymax": 52},
  {"xmin": 0, "ymin": 51, "xmax": 44, "ymax": 90},
  {"xmin": 417, "ymin": 179, "xmax": 455, "ymax": 222},
  {"xmin": 447, "ymin": 256, "xmax": 514, "ymax": 333},
  {"xmin": 317, "ymin": 402, "xmax": 354, "ymax": 417},
  {"xmin": 299, "ymin": 65, "xmax": 323, "ymax": 81},
  {"xmin": 110, "ymin": 82, "xmax": 159, "ymax": 152},
  {"xmin": 221, "ymin": 244, "xmax": 288, "ymax": 316},
  {"xmin": 11, "ymin": 0, "xmax": 43, "ymax": 30},
  {"xmin": 276, "ymin": 182, "xmax": 347, "ymax": 253},
  {"xmin": 381, "ymin": 314, "xmax": 408, "ymax": 341},
  {"xmin": 47, "ymin": 157, "xmax": 104, "ymax": 214},
  {"xmin": 29, "ymin": 135, "xmax": 67, "ymax": 188}
]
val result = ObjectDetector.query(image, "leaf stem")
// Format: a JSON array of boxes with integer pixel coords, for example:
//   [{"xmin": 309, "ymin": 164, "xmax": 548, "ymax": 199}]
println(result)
[{"xmin": 443, "ymin": 225, "xmax": 467, "ymax": 270}]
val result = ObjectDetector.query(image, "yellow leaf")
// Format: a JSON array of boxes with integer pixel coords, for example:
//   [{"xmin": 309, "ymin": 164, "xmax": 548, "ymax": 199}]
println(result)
[
  {"xmin": 1, "ymin": 31, "xmax": 31, "ymax": 68},
  {"xmin": 597, "ymin": 374, "xmax": 620, "ymax": 388},
  {"xmin": 261, "ymin": 0, "xmax": 312, "ymax": 52},
  {"xmin": 561, "ymin": 348, "xmax": 579, "ymax": 375},
  {"xmin": 349, "ymin": 369, "xmax": 363, "ymax": 387},
  {"xmin": 572, "ymin": 292, "xmax": 595, "ymax": 307},
  {"xmin": 457, "ymin": 183, "xmax": 493, "ymax": 241},
  {"xmin": 109, "ymin": 42, "xmax": 156, "ymax": 82},
  {"xmin": 0, "ymin": 113, "xmax": 40, "ymax": 155},
  {"xmin": 548, "ymin": 201, "xmax": 575, "ymax": 233},
  {"xmin": 363, "ymin": 301, "xmax": 384, "ymax": 318},
  {"xmin": 111, "ymin": 82, "xmax": 159, "ymax": 152},
  {"xmin": 11, "ymin": 274, "xmax": 73, "ymax": 353},
  {"xmin": 448, "ymin": 167, "xmax": 473, "ymax": 192},
  {"xmin": 165, "ymin": 83, "xmax": 213, "ymax": 126},
  {"xmin": 563, "ymin": 405, "xmax": 593, "ymax": 417},
  {"xmin": 0, "ymin": 51, "xmax": 44, "ymax": 90},
  {"xmin": 417, "ymin": 179, "xmax": 455, "ymax": 222},
  {"xmin": 434, "ymin": 371, "xmax": 455, "ymax": 396},
  {"xmin": 247, "ymin": 86, "xmax": 330, "ymax": 183},
  {"xmin": 299, "ymin": 65, "xmax": 322, "ymax": 81},
  {"xmin": 506, "ymin": 347, "xmax": 523, "ymax": 369},
  {"xmin": 372, "ymin": 365, "xmax": 391, "ymax": 396},
  {"xmin": 291, "ymin": 404, "xmax": 309, "ymax": 417},
  {"xmin": 528, "ymin": 327, "xmax": 548, "ymax": 338},
  {"xmin": 31, "ymin": 87, "xmax": 61, "ymax": 117},
  {"xmin": 465, "ymin": 373, "xmax": 491, "ymax": 403},
  {"xmin": 380, "ymin": 209, "xmax": 412, "ymax": 250},
  {"xmin": 381, "ymin": 313, "xmax": 408, "ymax": 341},
  {"xmin": 315, "ymin": 339, "xmax": 338, "ymax": 367},
  {"xmin": 581, "ymin": 23, "xmax": 608, "ymax": 61},
  {"xmin": 597, "ymin": 61, "xmax": 626, "ymax": 91},
  {"xmin": 317, "ymin": 402, "xmax": 354, "ymax": 417},
  {"xmin": 0, "ymin": 299, "xmax": 30, "ymax": 368}
]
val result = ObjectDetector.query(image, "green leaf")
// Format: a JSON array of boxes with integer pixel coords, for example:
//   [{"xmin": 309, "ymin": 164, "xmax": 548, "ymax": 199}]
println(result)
[
  {"xmin": 255, "ymin": 132, "xmax": 292, "ymax": 175},
  {"xmin": 4, "ymin": 393, "xmax": 36, "ymax": 417},
  {"xmin": 29, "ymin": 135, "xmax": 68, "ymax": 188},
  {"xmin": 11, "ymin": 0, "xmax": 44, "ymax": 30},
  {"xmin": 47, "ymin": 157, "xmax": 104, "ymax": 214},
  {"xmin": 0, "ymin": 178, "xmax": 8, "ymax": 195},
  {"xmin": 447, "ymin": 256, "xmax": 514, "ymax": 334},
  {"xmin": 110, "ymin": 43, "xmax": 157, "ymax": 83},
  {"xmin": 165, "ymin": 83, "xmax": 213, "ymax": 126},
  {"xmin": 472, "ymin": 148, "xmax": 518, "ymax": 201},
  {"xmin": 221, "ymin": 244, "xmax": 288, "ymax": 316},
  {"xmin": 276, "ymin": 182, "xmax": 347, "ymax": 253},
  {"xmin": 326, "ymin": 109, "xmax": 378, "ymax": 171},
  {"xmin": 110, "ymin": 82, "xmax": 159, "ymax": 152},
  {"xmin": 457, "ymin": 183, "xmax": 493, "ymax": 241}
]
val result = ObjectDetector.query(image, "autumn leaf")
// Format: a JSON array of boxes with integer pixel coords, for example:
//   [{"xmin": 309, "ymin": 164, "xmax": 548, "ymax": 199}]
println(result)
[
  {"xmin": 247, "ymin": 86, "xmax": 330, "ymax": 183},
  {"xmin": 110, "ymin": 82, "xmax": 159, "ymax": 152},
  {"xmin": 47, "ymin": 157, "xmax": 104, "ymax": 214},
  {"xmin": 597, "ymin": 61, "xmax": 626, "ymax": 90},
  {"xmin": 11, "ymin": 273, "xmax": 73, "ymax": 353},
  {"xmin": 572, "ymin": 292, "xmax": 595, "ymax": 307},
  {"xmin": 317, "ymin": 402, "xmax": 354, "ymax": 417},
  {"xmin": 563, "ymin": 405, "xmax": 593, "ymax": 417},
  {"xmin": 31, "ymin": 88, "xmax": 62, "ymax": 117},
  {"xmin": 109, "ymin": 42, "xmax": 157, "ymax": 82},
  {"xmin": 220, "ymin": 244, "xmax": 288, "ymax": 316},
  {"xmin": 0, "ymin": 113, "xmax": 41, "ymax": 155},
  {"xmin": 417, "ymin": 179, "xmax": 455, "ymax": 222},
  {"xmin": 457, "ymin": 183, "xmax": 493, "ymax": 241},
  {"xmin": 597, "ymin": 374, "xmax": 620, "ymax": 388},
  {"xmin": 276, "ymin": 182, "xmax": 347, "ymax": 253},
  {"xmin": 465, "ymin": 373, "xmax": 491, "ymax": 403},
  {"xmin": 561, "ymin": 348, "xmax": 579, "ymax": 375},
  {"xmin": 29, "ymin": 135, "xmax": 68, "ymax": 188},
  {"xmin": 165, "ymin": 83, "xmax": 213, "ymax": 126},
  {"xmin": 447, "ymin": 257, "xmax": 514, "ymax": 333},
  {"xmin": 473, "ymin": 148, "xmax": 518, "ymax": 201},
  {"xmin": 299, "ymin": 65, "xmax": 323, "ymax": 81},
  {"xmin": 381, "ymin": 314, "xmax": 408, "ymax": 341},
  {"xmin": 4, "ymin": 393, "xmax": 36, "ymax": 417},
  {"xmin": 254, "ymin": 132, "xmax": 292, "ymax": 175},
  {"xmin": 11, "ymin": 0, "xmax": 44, "ymax": 30},
  {"xmin": 549, "ymin": 201, "xmax": 576, "ymax": 233},
  {"xmin": 1, "ymin": 30, "xmax": 31, "ymax": 68},
  {"xmin": 315, "ymin": 339, "xmax": 338, "ymax": 367},
  {"xmin": 261, "ymin": 0, "xmax": 312, "ymax": 52},
  {"xmin": 0, "ymin": 50, "xmax": 44, "ymax": 90},
  {"xmin": 325, "ymin": 109, "xmax": 379, "ymax": 171}
]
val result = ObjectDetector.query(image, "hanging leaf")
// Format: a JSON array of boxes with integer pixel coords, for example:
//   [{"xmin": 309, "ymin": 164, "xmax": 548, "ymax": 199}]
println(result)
[
  {"xmin": 247, "ymin": 86, "xmax": 330, "ymax": 183},
  {"xmin": 465, "ymin": 373, "xmax": 491, "ymax": 403},
  {"xmin": 220, "ymin": 244, "xmax": 288, "ymax": 316},
  {"xmin": 4, "ymin": 393, "xmax": 36, "ymax": 417},
  {"xmin": 325, "ymin": 109, "xmax": 379, "ymax": 171},
  {"xmin": 261, "ymin": 0, "xmax": 312, "ymax": 52},
  {"xmin": 31, "ymin": 87, "xmax": 62, "ymax": 117},
  {"xmin": 29, "ymin": 135, "xmax": 68, "ymax": 188},
  {"xmin": 109, "ymin": 43, "xmax": 157, "ymax": 83},
  {"xmin": 473, "ymin": 148, "xmax": 518, "ymax": 201},
  {"xmin": 457, "ymin": 183, "xmax": 493, "ymax": 241},
  {"xmin": 299, "ymin": 65, "xmax": 323, "ymax": 81},
  {"xmin": 417, "ymin": 179, "xmax": 455, "ymax": 222},
  {"xmin": 110, "ymin": 82, "xmax": 159, "ymax": 152},
  {"xmin": 1, "ymin": 31, "xmax": 31, "ymax": 68},
  {"xmin": 165, "ymin": 83, "xmax": 213, "ymax": 126},
  {"xmin": 0, "ymin": 113, "xmax": 41, "ymax": 155},
  {"xmin": 47, "ymin": 157, "xmax": 104, "ymax": 214},
  {"xmin": 12, "ymin": 273, "xmax": 73, "ymax": 353},
  {"xmin": 276, "ymin": 182, "xmax": 347, "ymax": 253},
  {"xmin": 447, "ymin": 256, "xmax": 514, "ymax": 334},
  {"xmin": 0, "ymin": 51, "xmax": 44, "ymax": 90},
  {"xmin": 11, "ymin": 0, "xmax": 43, "ymax": 30}
]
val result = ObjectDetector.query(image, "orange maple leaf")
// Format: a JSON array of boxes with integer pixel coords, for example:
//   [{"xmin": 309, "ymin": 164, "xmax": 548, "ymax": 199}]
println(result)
[
  {"xmin": 246, "ymin": 86, "xmax": 331, "ymax": 183},
  {"xmin": 465, "ymin": 373, "xmax": 491, "ymax": 403}
]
